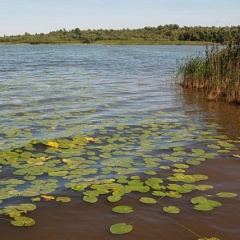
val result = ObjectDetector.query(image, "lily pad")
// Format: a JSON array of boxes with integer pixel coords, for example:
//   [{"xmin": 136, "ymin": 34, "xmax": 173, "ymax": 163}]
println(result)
[
  {"xmin": 191, "ymin": 196, "xmax": 222, "ymax": 211},
  {"xmin": 24, "ymin": 175, "xmax": 37, "ymax": 181},
  {"xmin": 17, "ymin": 203, "xmax": 37, "ymax": 212},
  {"xmin": 11, "ymin": 216, "xmax": 36, "ymax": 227},
  {"xmin": 144, "ymin": 170, "xmax": 157, "ymax": 175},
  {"xmin": 112, "ymin": 205, "xmax": 134, "ymax": 214},
  {"xmin": 56, "ymin": 197, "xmax": 71, "ymax": 203},
  {"xmin": 186, "ymin": 159, "xmax": 201, "ymax": 166},
  {"xmin": 206, "ymin": 200, "xmax": 222, "ymax": 208},
  {"xmin": 166, "ymin": 191, "xmax": 182, "ymax": 198},
  {"xmin": 191, "ymin": 196, "xmax": 208, "ymax": 205},
  {"xmin": 194, "ymin": 204, "xmax": 214, "ymax": 211},
  {"xmin": 139, "ymin": 197, "xmax": 157, "ymax": 204},
  {"xmin": 107, "ymin": 195, "xmax": 121, "ymax": 203},
  {"xmin": 163, "ymin": 206, "xmax": 180, "ymax": 214},
  {"xmin": 31, "ymin": 197, "xmax": 41, "ymax": 202},
  {"xmin": 172, "ymin": 164, "xmax": 189, "ymax": 169},
  {"xmin": 216, "ymin": 192, "xmax": 238, "ymax": 198},
  {"xmin": 207, "ymin": 144, "xmax": 220, "ymax": 149},
  {"xmin": 167, "ymin": 184, "xmax": 193, "ymax": 193},
  {"xmin": 83, "ymin": 195, "xmax": 98, "ymax": 203},
  {"xmin": 110, "ymin": 223, "xmax": 133, "ymax": 235},
  {"xmin": 71, "ymin": 183, "xmax": 89, "ymax": 191},
  {"xmin": 152, "ymin": 191, "xmax": 166, "ymax": 197},
  {"xmin": 196, "ymin": 185, "xmax": 213, "ymax": 191}
]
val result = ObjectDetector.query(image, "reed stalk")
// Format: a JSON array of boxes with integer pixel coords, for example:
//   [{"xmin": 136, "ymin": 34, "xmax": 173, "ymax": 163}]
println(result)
[{"xmin": 178, "ymin": 38, "xmax": 240, "ymax": 104}]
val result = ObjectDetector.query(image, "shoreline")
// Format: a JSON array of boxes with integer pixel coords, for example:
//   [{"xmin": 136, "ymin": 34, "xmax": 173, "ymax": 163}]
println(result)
[{"xmin": 0, "ymin": 40, "xmax": 214, "ymax": 46}]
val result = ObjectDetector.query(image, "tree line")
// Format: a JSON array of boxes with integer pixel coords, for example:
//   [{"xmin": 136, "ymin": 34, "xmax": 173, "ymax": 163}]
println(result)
[{"xmin": 0, "ymin": 24, "xmax": 239, "ymax": 44}]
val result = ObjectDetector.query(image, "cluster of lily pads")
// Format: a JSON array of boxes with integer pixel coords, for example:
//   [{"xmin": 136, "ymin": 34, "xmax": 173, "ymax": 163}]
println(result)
[{"xmin": 0, "ymin": 111, "xmax": 239, "ymax": 238}]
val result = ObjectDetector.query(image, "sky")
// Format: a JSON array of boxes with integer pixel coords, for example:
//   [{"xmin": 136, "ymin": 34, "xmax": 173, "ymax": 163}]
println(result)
[{"xmin": 0, "ymin": 0, "xmax": 239, "ymax": 36}]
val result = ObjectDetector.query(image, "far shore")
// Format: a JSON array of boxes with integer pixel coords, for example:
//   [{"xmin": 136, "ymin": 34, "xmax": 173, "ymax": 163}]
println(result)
[{"xmin": 0, "ymin": 40, "xmax": 215, "ymax": 46}]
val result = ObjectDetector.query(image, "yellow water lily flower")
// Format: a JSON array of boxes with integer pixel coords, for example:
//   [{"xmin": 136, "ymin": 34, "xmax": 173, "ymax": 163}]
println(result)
[
  {"xmin": 41, "ymin": 195, "xmax": 55, "ymax": 201},
  {"xmin": 46, "ymin": 141, "xmax": 59, "ymax": 148},
  {"xmin": 84, "ymin": 136, "xmax": 99, "ymax": 142}
]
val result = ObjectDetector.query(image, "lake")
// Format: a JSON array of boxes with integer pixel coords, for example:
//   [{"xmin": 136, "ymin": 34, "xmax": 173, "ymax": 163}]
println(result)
[{"xmin": 0, "ymin": 45, "xmax": 239, "ymax": 240}]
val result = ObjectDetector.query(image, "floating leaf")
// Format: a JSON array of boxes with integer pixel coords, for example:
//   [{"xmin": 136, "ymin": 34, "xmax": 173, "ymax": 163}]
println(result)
[
  {"xmin": 166, "ymin": 191, "xmax": 182, "ymax": 198},
  {"xmin": 134, "ymin": 186, "xmax": 150, "ymax": 193},
  {"xmin": 107, "ymin": 195, "xmax": 121, "ymax": 203},
  {"xmin": 194, "ymin": 204, "xmax": 214, "ymax": 211},
  {"xmin": 48, "ymin": 171, "xmax": 68, "ymax": 177},
  {"xmin": 83, "ymin": 195, "xmax": 98, "ymax": 203},
  {"xmin": 196, "ymin": 185, "xmax": 213, "ymax": 191},
  {"xmin": 186, "ymin": 159, "xmax": 201, "ymax": 166},
  {"xmin": 130, "ymin": 176, "xmax": 140, "ymax": 180},
  {"xmin": 71, "ymin": 184, "xmax": 89, "ymax": 192},
  {"xmin": 152, "ymin": 191, "xmax": 166, "ymax": 197},
  {"xmin": 160, "ymin": 166, "xmax": 170, "ymax": 170},
  {"xmin": 172, "ymin": 164, "xmax": 189, "ymax": 169},
  {"xmin": 6, "ymin": 209, "xmax": 21, "ymax": 218},
  {"xmin": 31, "ymin": 197, "xmax": 41, "ymax": 202},
  {"xmin": 206, "ymin": 200, "xmax": 222, "ymax": 208},
  {"xmin": 207, "ymin": 144, "xmax": 220, "ymax": 149},
  {"xmin": 216, "ymin": 192, "xmax": 238, "ymax": 198},
  {"xmin": 191, "ymin": 196, "xmax": 208, "ymax": 205},
  {"xmin": 11, "ymin": 216, "xmax": 35, "ymax": 227},
  {"xmin": 192, "ymin": 174, "xmax": 209, "ymax": 181},
  {"xmin": 191, "ymin": 196, "xmax": 222, "ymax": 211},
  {"xmin": 191, "ymin": 149, "xmax": 205, "ymax": 155},
  {"xmin": 17, "ymin": 203, "xmax": 36, "ymax": 212},
  {"xmin": 172, "ymin": 169, "xmax": 185, "ymax": 173},
  {"xmin": 168, "ymin": 173, "xmax": 208, "ymax": 183},
  {"xmin": 112, "ymin": 205, "xmax": 134, "ymax": 214},
  {"xmin": 144, "ymin": 170, "xmax": 157, "ymax": 175},
  {"xmin": 128, "ymin": 180, "xmax": 143, "ymax": 187},
  {"xmin": 163, "ymin": 206, "xmax": 180, "ymax": 214},
  {"xmin": 167, "ymin": 184, "xmax": 193, "ymax": 193},
  {"xmin": 145, "ymin": 178, "xmax": 164, "ymax": 190},
  {"xmin": 56, "ymin": 197, "xmax": 71, "ymax": 203},
  {"xmin": 139, "ymin": 197, "xmax": 157, "ymax": 204},
  {"xmin": 110, "ymin": 223, "xmax": 133, "ymax": 235},
  {"xmin": 84, "ymin": 136, "xmax": 98, "ymax": 142},
  {"xmin": 24, "ymin": 175, "xmax": 37, "ymax": 181}
]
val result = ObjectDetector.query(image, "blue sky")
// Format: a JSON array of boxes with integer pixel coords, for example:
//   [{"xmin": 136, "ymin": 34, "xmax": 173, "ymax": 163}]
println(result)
[{"xmin": 0, "ymin": 0, "xmax": 239, "ymax": 36}]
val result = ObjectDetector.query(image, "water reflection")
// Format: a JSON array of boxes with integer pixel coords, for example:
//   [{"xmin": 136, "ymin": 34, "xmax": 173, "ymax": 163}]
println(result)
[{"xmin": 182, "ymin": 89, "xmax": 240, "ymax": 138}]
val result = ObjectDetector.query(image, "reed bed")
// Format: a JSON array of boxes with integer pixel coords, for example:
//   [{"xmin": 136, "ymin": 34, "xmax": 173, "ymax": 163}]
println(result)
[{"xmin": 178, "ymin": 40, "xmax": 240, "ymax": 103}]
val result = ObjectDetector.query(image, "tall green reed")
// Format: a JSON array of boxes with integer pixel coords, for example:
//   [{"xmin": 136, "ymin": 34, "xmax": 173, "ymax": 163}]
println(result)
[{"xmin": 178, "ymin": 39, "xmax": 240, "ymax": 103}]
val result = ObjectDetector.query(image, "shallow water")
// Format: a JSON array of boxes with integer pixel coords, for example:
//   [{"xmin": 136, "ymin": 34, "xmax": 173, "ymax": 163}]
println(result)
[{"xmin": 0, "ymin": 45, "xmax": 239, "ymax": 240}]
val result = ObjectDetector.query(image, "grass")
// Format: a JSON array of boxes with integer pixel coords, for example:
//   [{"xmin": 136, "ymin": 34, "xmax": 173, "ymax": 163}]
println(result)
[{"xmin": 177, "ymin": 40, "xmax": 240, "ymax": 103}]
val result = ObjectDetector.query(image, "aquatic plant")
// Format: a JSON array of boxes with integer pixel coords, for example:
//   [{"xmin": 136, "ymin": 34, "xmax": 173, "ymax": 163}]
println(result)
[
  {"xmin": 178, "ymin": 37, "xmax": 240, "ymax": 103},
  {"xmin": 0, "ymin": 111, "xmax": 239, "ymax": 239}
]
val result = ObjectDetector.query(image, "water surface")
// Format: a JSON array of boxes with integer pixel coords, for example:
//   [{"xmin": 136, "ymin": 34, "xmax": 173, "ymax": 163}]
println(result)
[{"xmin": 0, "ymin": 45, "xmax": 239, "ymax": 240}]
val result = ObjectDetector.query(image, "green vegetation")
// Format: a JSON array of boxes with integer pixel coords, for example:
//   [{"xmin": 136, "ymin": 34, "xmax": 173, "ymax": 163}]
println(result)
[
  {"xmin": 110, "ymin": 223, "xmax": 133, "ymax": 234},
  {"xmin": 0, "ymin": 113, "xmax": 239, "ymax": 238},
  {"xmin": 1, "ymin": 24, "xmax": 240, "ymax": 45},
  {"xmin": 178, "ymin": 35, "xmax": 240, "ymax": 103}
]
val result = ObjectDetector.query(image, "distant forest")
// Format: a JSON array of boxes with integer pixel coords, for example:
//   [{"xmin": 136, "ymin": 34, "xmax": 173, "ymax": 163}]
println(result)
[{"xmin": 1, "ymin": 24, "xmax": 239, "ymax": 44}]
